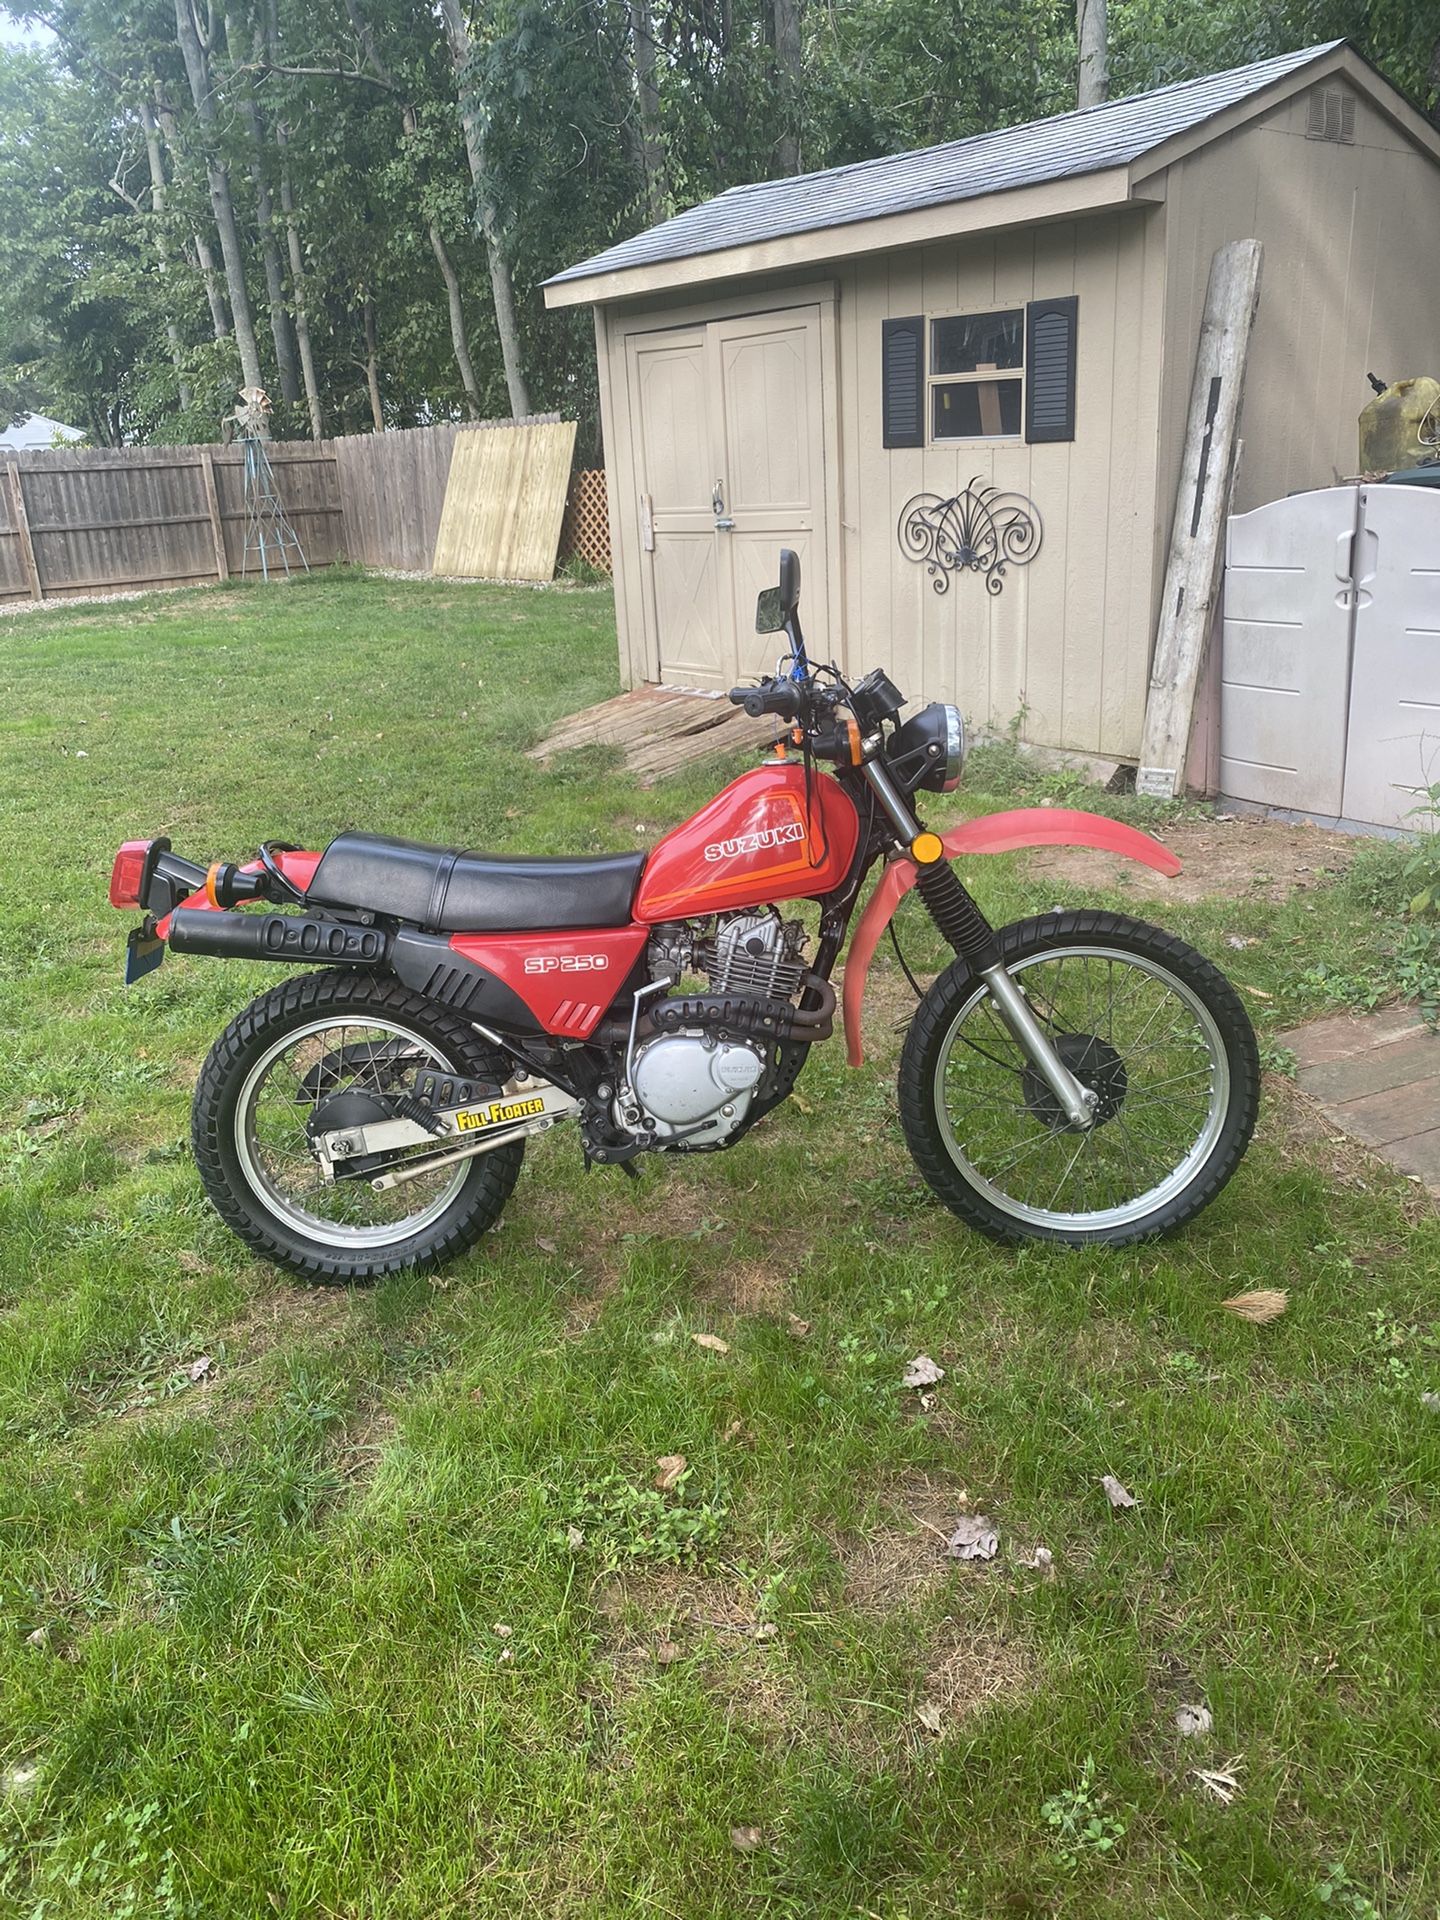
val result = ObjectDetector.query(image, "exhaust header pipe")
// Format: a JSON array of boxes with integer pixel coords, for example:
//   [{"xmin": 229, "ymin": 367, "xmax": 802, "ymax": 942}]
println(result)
[{"xmin": 167, "ymin": 909, "xmax": 391, "ymax": 967}]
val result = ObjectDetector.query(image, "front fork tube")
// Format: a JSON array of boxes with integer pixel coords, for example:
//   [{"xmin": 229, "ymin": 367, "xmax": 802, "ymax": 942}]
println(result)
[{"xmin": 862, "ymin": 759, "xmax": 1097, "ymax": 1131}]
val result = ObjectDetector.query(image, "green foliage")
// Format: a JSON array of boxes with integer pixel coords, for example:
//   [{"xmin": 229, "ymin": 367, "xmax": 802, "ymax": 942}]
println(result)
[
  {"xmin": 2, "ymin": 0, "xmax": 1436, "ymax": 446},
  {"xmin": 569, "ymin": 1466, "xmax": 728, "ymax": 1568},
  {"xmin": 1039, "ymin": 1757, "xmax": 1128, "ymax": 1869}
]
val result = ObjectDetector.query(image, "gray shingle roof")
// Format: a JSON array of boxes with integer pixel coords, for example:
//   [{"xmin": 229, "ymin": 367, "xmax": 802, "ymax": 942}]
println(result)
[{"xmin": 548, "ymin": 42, "xmax": 1343, "ymax": 288}]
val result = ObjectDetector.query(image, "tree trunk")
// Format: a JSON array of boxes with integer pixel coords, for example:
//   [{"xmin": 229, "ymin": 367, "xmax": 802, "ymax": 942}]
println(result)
[
  {"xmin": 771, "ymin": 0, "xmax": 802, "ymax": 175},
  {"xmin": 276, "ymin": 134, "xmax": 325, "ymax": 439},
  {"xmin": 363, "ymin": 298, "xmax": 384, "ymax": 431},
  {"xmin": 228, "ymin": 18, "xmax": 300, "ymax": 404},
  {"xmin": 173, "ymin": 0, "xmax": 268, "ymax": 419},
  {"xmin": 627, "ymin": 0, "xmax": 666, "ymax": 218},
  {"xmin": 1076, "ymin": 0, "xmax": 1107, "ymax": 109},
  {"xmin": 428, "ymin": 225, "xmax": 483, "ymax": 420},
  {"xmin": 437, "ymin": 0, "xmax": 531, "ymax": 420},
  {"xmin": 154, "ymin": 94, "xmax": 232, "ymax": 342},
  {"xmin": 138, "ymin": 102, "xmax": 194, "ymax": 409}
]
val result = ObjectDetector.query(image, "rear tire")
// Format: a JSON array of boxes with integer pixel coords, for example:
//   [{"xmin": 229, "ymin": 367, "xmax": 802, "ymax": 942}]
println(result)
[
  {"xmin": 897, "ymin": 912, "xmax": 1259, "ymax": 1247},
  {"xmin": 191, "ymin": 969, "xmax": 523, "ymax": 1282}
]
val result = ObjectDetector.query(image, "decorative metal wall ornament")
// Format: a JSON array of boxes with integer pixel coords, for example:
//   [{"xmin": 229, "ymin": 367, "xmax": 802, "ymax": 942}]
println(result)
[{"xmin": 897, "ymin": 480, "xmax": 1043, "ymax": 595}]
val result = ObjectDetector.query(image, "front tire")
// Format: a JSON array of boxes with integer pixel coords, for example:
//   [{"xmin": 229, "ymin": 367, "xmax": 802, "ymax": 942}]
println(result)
[
  {"xmin": 192, "ymin": 969, "xmax": 524, "ymax": 1282},
  {"xmin": 897, "ymin": 912, "xmax": 1259, "ymax": 1247}
]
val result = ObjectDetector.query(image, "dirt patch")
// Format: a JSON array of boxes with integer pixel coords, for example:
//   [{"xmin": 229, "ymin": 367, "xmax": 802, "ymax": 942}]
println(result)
[
  {"xmin": 696, "ymin": 1257, "xmax": 789, "ymax": 1318},
  {"xmin": 918, "ymin": 1615, "xmax": 1042, "ymax": 1730},
  {"xmin": 1025, "ymin": 814, "xmax": 1357, "ymax": 906},
  {"xmin": 835, "ymin": 1473, "xmax": 973, "ymax": 1613}
]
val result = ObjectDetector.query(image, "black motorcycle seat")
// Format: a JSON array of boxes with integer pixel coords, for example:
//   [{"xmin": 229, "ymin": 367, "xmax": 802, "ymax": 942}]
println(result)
[{"xmin": 308, "ymin": 831, "xmax": 646, "ymax": 933}]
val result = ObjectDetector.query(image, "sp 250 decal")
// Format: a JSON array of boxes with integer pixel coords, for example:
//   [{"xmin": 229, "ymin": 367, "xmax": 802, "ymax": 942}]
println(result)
[{"xmin": 522, "ymin": 953, "xmax": 611, "ymax": 975}]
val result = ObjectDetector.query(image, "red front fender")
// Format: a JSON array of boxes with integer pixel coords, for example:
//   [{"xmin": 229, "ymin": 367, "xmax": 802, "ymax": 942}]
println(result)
[{"xmin": 841, "ymin": 808, "xmax": 1182, "ymax": 1066}]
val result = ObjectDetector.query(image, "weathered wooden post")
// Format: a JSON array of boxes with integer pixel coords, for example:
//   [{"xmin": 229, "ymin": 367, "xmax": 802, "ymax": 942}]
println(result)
[{"xmin": 1138, "ymin": 238, "xmax": 1263, "ymax": 800}]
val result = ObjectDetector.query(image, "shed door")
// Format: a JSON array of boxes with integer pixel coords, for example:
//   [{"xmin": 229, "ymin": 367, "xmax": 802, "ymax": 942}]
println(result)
[{"xmin": 627, "ymin": 305, "xmax": 833, "ymax": 690}]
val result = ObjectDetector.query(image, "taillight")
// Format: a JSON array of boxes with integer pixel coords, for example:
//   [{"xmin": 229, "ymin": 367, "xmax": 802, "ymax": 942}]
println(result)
[{"xmin": 109, "ymin": 839, "xmax": 155, "ymax": 909}]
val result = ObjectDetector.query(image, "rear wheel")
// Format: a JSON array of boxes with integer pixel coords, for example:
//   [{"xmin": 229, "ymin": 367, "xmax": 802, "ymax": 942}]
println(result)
[
  {"xmin": 192, "ymin": 969, "xmax": 523, "ymax": 1282},
  {"xmin": 897, "ymin": 912, "xmax": 1259, "ymax": 1246}
]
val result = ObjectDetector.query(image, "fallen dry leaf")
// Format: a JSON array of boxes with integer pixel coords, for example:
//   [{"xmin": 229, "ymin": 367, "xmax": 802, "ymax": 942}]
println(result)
[
  {"xmin": 535, "ymin": 1236, "xmax": 558, "ymax": 1255},
  {"xmin": 721, "ymin": 1419, "xmax": 744, "ymax": 1443},
  {"xmin": 730, "ymin": 1825, "xmax": 763, "ymax": 1853},
  {"xmin": 565, "ymin": 1524, "xmax": 585, "ymax": 1550},
  {"xmin": 1192, "ymin": 1764, "xmax": 1242, "ymax": 1804},
  {"xmin": 1100, "ymin": 1474, "xmax": 1137, "ymax": 1510},
  {"xmin": 1175, "ymin": 1704, "xmax": 1213, "ymax": 1737},
  {"xmin": 753, "ymin": 1621, "xmax": 778, "ymax": 1641},
  {"xmin": 914, "ymin": 1700, "xmax": 944, "ymax": 1734},
  {"xmin": 492, "ymin": 1622, "xmax": 512, "ymax": 1638},
  {"xmin": 1020, "ymin": 1545, "xmax": 1055, "ymax": 1577},
  {"xmin": 947, "ymin": 1514, "xmax": 999, "ymax": 1561},
  {"xmin": 692, "ymin": 1333, "xmax": 730, "ymax": 1355},
  {"xmin": 186, "ymin": 1355, "xmax": 214, "ymax": 1384},
  {"xmin": 1222, "ymin": 1288, "xmax": 1288, "ymax": 1325},
  {"xmin": 903, "ymin": 1353, "xmax": 945, "ymax": 1389},
  {"xmin": 654, "ymin": 1639, "xmax": 682, "ymax": 1666},
  {"xmin": 653, "ymin": 1453, "xmax": 687, "ymax": 1492},
  {"xmin": 786, "ymin": 1313, "xmax": 811, "ymax": 1339}
]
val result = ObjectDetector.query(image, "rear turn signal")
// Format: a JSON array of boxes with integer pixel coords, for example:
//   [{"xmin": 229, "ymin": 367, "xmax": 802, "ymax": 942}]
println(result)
[{"xmin": 109, "ymin": 839, "xmax": 155, "ymax": 910}]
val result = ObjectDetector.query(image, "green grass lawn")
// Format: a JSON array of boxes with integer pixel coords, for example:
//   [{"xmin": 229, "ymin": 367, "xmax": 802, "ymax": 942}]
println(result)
[{"xmin": 1, "ymin": 571, "xmax": 1437, "ymax": 1919}]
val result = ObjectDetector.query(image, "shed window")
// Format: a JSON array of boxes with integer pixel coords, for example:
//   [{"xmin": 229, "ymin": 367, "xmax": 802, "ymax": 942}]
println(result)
[
  {"xmin": 881, "ymin": 299, "xmax": 1077, "ymax": 448},
  {"xmin": 928, "ymin": 309, "xmax": 1024, "ymax": 443}
]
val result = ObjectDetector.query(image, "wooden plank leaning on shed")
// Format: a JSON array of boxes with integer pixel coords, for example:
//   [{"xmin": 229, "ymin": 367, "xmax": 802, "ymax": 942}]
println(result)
[
  {"xmin": 1138, "ymin": 239, "xmax": 1264, "ymax": 801},
  {"xmin": 432, "ymin": 418, "xmax": 578, "ymax": 582}
]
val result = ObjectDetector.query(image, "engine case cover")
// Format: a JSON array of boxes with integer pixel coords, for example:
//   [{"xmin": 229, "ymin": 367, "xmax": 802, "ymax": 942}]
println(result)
[{"xmin": 628, "ymin": 1033, "xmax": 765, "ymax": 1141}]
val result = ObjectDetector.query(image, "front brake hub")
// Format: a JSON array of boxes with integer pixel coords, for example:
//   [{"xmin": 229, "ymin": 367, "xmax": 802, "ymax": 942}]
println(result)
[{"xmin": 1021, "ymin": 1032, "xmax": 1128, "ymax": 1132}]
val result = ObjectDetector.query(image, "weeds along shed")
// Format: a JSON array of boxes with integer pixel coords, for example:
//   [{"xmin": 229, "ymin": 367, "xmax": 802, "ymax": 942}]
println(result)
[{"xmin": 546, "ymin": 42, "xmax": 1440, "ymax": 761}]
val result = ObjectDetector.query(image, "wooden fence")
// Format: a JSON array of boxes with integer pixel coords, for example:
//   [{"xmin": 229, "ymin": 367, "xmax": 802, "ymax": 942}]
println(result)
[
  {"xmin": 0, "ymin": 415, "xmax": 608, "ymax": 606},
  {"xmin": 1, "ymin": 442, "xmax": 344, "ymax": 604}
]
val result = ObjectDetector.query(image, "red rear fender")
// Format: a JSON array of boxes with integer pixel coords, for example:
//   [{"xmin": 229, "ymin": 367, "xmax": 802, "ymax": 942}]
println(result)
[{"xmin": 841, "ymin": 808, "xmax": 1182, "ymax": 1066}]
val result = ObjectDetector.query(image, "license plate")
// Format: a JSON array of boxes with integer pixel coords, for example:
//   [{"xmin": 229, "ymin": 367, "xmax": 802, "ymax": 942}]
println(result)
[{"xmin": 124, "ymin": 926, "xmax": 165, "ymax": 984}]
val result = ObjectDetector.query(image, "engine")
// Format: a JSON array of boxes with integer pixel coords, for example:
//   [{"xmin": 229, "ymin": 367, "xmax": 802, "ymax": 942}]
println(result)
[{"xmin": 616, "ymin": 911, "xmax": 812, "ymax": 1148}]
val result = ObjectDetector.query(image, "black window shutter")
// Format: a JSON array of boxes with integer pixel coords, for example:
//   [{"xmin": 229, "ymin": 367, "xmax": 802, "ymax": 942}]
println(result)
[
  {"xmin": 1025, "ymin": 296, "xmax": 1078, "ymax": 443},
  {"xmin": 882, "ymin": 316, "xmax": 925, "ymax": 449}
]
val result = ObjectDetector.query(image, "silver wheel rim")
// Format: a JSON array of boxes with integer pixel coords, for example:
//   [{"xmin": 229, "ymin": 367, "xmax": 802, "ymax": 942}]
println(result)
[
  {"xmin": 234, "ymin": 1015, "xmax": 471, "ymax": 1250},
  {"xmin": 932, "ymin": 944, "xmax": 1230, "ymax": 1233}
]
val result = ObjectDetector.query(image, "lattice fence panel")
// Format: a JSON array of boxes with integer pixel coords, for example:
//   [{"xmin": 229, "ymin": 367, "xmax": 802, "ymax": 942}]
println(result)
[{"xmin": 558, "ymin": 467, "xmax": 611, "ymax": 575}]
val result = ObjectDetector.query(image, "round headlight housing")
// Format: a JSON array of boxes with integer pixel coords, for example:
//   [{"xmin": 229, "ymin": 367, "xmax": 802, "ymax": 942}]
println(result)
[{"xmin": 889, "ymin": 701, "xmax": 967, "ymax": 794}]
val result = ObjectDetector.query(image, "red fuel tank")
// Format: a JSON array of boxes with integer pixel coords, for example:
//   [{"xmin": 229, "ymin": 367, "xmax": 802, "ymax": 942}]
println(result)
[{"xmin": 634, "ymin": 763, "xmax": 860, "ymax": 922}]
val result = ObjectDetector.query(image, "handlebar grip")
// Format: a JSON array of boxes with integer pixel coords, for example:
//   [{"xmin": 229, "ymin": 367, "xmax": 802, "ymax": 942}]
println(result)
[{"xmin": 729, "ymin": 681, "xmax": 800, "ymax": 720}]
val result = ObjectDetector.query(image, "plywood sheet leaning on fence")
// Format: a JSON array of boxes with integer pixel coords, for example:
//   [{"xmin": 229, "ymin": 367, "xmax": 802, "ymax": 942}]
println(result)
[{"xmin": 431, "ymin": 419, "xmax": 578, "ymax": 582}]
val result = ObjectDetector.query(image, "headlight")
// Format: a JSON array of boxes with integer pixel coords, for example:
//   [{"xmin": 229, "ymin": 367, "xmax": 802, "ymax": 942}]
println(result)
[{"xmin": 889, "ymin": 701, "xmax": 967, "ymax": 794}]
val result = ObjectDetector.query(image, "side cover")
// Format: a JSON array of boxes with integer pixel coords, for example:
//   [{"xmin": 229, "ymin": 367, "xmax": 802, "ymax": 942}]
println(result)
[{"xmin": 841, "ymin": 808, "xmax": 1183, "ymax": 1065}]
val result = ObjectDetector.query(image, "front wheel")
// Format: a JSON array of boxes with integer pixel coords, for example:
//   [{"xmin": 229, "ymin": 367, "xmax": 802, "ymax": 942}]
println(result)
[{"xmin": 897, "ymin": 912, "xmax": 1259, "ymax": 1247}]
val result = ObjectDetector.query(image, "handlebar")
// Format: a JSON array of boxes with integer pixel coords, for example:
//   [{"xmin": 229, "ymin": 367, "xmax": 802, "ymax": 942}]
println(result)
[{"xmin": 728, "ymin": 678, "xmax": 803, "ymax": 721}]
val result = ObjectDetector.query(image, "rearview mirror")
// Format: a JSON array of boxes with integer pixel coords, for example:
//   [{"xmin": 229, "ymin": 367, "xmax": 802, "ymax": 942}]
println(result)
[{"xmin": 754, "ymin": 548, "xmax": 802, "ymax": 633}]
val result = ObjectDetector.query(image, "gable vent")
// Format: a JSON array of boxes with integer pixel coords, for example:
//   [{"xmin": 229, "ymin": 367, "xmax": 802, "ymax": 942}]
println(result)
[{"xmin": 1306, "ymin": 88, "xmax": 1355, "ymax": 143}]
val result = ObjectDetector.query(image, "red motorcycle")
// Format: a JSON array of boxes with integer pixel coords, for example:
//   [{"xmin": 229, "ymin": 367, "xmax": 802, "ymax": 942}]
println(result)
[{"xmin": 109, "ymin": 552, "xmax": 1258, "ymax": 1281}]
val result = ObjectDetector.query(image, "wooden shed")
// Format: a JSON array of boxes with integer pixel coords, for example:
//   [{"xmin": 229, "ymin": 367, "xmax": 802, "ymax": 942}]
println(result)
[{"xmin": 545, "ymin": 42, "xmax": 1440, "ymax": 762}]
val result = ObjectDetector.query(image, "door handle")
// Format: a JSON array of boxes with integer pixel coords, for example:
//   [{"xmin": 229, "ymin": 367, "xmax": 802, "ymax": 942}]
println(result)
[{"xmin": 712, "ymin": 479, "xmax": 734, "ymax": 531}]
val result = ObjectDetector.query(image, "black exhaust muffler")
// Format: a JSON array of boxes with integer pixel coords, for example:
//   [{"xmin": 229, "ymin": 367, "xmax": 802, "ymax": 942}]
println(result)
[{"xmin": 167, "ymin": 909, "xmax": 391, "ymax": 967}]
